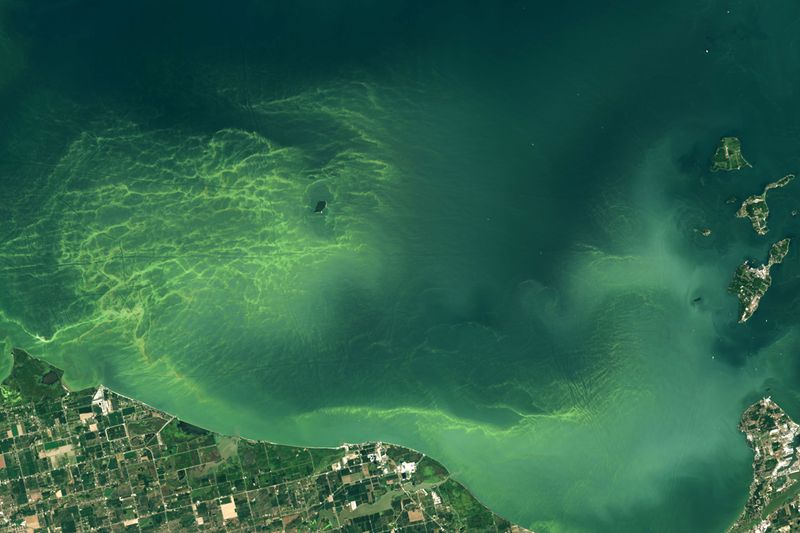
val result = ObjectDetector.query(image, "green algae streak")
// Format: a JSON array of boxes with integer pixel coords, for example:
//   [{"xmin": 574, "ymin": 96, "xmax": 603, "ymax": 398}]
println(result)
[{"xmin": 5, "ymin": 2, "xmax": 800, "ymax": 532}]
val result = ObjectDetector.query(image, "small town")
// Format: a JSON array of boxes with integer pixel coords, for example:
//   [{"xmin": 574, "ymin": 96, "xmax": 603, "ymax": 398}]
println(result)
[
  {"xmin": 0, "ymin": 349, "xmax": 528, "ymax": 532},
  {"xmin": 729, "ymin": 397, "xmax": 800, "ymax": 533}
]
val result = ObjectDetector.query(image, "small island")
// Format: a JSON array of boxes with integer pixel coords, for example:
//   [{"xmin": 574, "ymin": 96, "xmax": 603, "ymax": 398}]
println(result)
[
  {"xmin": 728, "ymin": 238, "xmax": 790, "ymax": 323},
  {"xmin": 737, "ymin": 174, "xmax": 795, "ymax": 235},
  {"xmin": 728, "ymin": 398, "xmax": 800, "ymax": 533},
  {"xmin": 711, "ymin": 136, "xmax": 752, "ymax": 172}
]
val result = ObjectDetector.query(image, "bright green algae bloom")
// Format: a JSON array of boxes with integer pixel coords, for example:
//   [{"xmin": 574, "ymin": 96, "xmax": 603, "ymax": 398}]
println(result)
[
  {"xmin": 5, "ymin": 2, "xmax": 800, "ymax": 528},
  {"xmin": 711, "ymin": 137, "xmax": 751, "ymax": 172}
]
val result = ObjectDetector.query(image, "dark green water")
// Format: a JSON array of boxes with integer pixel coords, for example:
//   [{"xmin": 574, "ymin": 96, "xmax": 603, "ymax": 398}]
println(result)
[{"xmin": 3, "ymin": 1, "xmax": 800, "ymax": 531}]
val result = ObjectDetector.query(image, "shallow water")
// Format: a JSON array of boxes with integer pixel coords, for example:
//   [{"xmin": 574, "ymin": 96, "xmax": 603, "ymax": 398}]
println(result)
[{"xmin": 2, "ymin": 1, "xmax": 800, "ymax": 531}]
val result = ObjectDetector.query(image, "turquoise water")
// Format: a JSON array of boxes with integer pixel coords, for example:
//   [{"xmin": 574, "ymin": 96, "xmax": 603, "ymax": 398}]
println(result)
[{"xmin": 3, "ymin": 1, "xmax": 800, "ymax": 531}]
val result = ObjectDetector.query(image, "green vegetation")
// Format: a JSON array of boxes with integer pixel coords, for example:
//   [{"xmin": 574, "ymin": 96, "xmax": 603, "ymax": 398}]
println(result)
[
  {"xmin": 437, "ymin": 478, "xmax": 509, "ymax": 531},
  {"xmin": 736, "ymin": 174, "xmax": 795, "ymax": 235},
  {"xmin": 729, "ymin": 399, "xmax": 800, "ymax": 532},
  {"xmin": 769, "ymin": 238, "xmax": 791, "ymax": 264},
  {"xmin": 711, "ymin": 136, "xmax": 751, "ymax": 172},
  {"xmin": 728, "ymin": 239, "xmax": 790, "ymax": 323},
  {"xmin": 0, "ymin": 350, "xmax": 528, "ymax": 532}
]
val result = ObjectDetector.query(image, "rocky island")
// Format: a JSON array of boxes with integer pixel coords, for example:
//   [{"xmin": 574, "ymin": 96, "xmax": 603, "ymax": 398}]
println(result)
[
  {"xmin": 728, "ymin": 398, "xmax": 800, "ymax": 533},
  {"xmin": 711, "ymin": 136, "xmax": 752, "ymax": 172},
  {"xmin": 0, "ymin": 349, "xmax": 530, "ymax": 532},
  {"xmin": 737, "ymin": 174, "xmax": 795, "ymax": 235},
  {"xmin": 728, "ymin": 238, "xmax": 790, "ymax": 323}
]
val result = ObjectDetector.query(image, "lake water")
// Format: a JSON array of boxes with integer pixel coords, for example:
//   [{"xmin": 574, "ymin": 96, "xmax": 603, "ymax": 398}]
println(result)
[{"xmin": 3, "ymin": 1, "xmax": 800, "ymax": 531}]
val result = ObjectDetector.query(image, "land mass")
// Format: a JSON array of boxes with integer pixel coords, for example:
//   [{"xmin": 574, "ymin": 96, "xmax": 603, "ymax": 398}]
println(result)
[
  {"xmin": 729, "ymin": 398, "xmax": 800, "ymax": 533},
  {"xmin": 728, "ymin": 238, "xmax": 790, "ymax": 323},
  {"xmin": 736, "ymin": 174, "xmax": 795, "ymax": 235},
  {"xmin": 0, "ymin": 348, "xmax": 530, "ymax": 532},
  {"xmin": 711, "ymin": 137, "xmax": 752, "ymax": 172}
]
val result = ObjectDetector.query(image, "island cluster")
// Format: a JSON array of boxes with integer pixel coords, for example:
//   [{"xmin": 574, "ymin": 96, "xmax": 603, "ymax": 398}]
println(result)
[
  {"xmin": 709, "ymin": 138, "xmax": 799, "ymax": 532},
  {"xmin": 709, "ymin": 137, "xmax": 794, "ymax": 324}
]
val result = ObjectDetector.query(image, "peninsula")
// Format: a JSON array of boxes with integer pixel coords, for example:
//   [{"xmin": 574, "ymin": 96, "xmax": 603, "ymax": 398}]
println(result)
[
  {"xmin": 711, "ymin": 137, "xmax": 752, "ymax": 172},
  {"xmin": 0, "ymin": 348, "xmax": 530, "ymax": 532},
  {"xmin": 728, "ymin": 398, "xmax": 800, "ymax": 533},
  {"xmin": 728, "ymin": 238, "xmax": 790, "ymax": 323},
  {"xmin": 736, "ymin": 174, "xmax": 795, "ymax": 235}
]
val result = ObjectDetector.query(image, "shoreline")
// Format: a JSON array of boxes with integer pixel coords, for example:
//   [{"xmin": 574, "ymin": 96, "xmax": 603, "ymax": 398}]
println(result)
[{"xmin": 9, "ymin": 347, "xmax": 532, "ymax": 531}]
